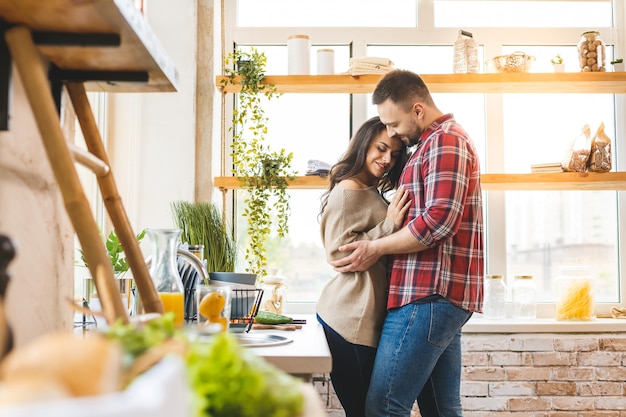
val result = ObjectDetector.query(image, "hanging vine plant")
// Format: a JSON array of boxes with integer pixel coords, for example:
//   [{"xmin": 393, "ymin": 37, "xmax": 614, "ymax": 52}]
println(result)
[{"xmin": 221, "ymin": 47, "xmax": 296, "ymax": 278}]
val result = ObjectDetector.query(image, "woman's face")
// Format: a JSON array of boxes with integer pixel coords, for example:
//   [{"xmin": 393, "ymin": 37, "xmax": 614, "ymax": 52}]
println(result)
[{"xmin": 361, "ymin": 130, "xmax": 404, "ymax": 183}]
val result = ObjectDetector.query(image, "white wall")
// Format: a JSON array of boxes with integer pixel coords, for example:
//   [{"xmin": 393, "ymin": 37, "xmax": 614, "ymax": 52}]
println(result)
[
  {"xmin": 0, "ymin": 66, "xmax": 74, "ymax": 346},
  {"xmin": 109, "ymin": 0, "xmax": 200, "ymax": 235}
]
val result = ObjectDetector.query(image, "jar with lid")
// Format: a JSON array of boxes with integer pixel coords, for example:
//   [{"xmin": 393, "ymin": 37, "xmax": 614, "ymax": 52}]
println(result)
[
  {"xmin": 287, "ymin": 34, "xmax": 311, "ymax": 75},
  {"xmin": 262, "ymin": 273, "xmax": 287, "ymax": 314},
  {"xmin": 512, "ymin": 275, "xmax": 536, "ymax": 319},
  {"xmin": 483, "ymin": 274, "xmax": 507, "ymax": 319},
  {"xmin": 555, "ymin": 266, "xmax": 595, "ymax": 321},
  {"xmin": 578, "ymin": 31, "xmax": 606, "ymax": 72}
]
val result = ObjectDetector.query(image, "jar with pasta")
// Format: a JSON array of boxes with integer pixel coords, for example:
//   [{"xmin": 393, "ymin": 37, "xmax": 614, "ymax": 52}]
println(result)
[
  {"xmin": 578, "ymin": 31, "xmax": 606, "ymax": 72},
  {"xmin": 555, "ymin": 266, "xmax": 595, "ymax": 321}
]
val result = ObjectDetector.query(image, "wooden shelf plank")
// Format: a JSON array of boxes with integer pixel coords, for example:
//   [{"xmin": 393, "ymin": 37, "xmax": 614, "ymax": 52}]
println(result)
[
  {"xmin": 215, "ymin": 176, "xmax": 329, "ymax": 190},
  {"xmin": 0, "ymin": 0, "xmax": 178, "ymax": 92},
  {"xmin": 216, "ymin": 72, "xmax": 626, "ymax": 94},
  {"xmin": 215, "ymin": 172, "xmax": 626, "ymax": 191},
  {"xmin": 481, "ymin": 172, "xmax": 626, "ymax": 190}
]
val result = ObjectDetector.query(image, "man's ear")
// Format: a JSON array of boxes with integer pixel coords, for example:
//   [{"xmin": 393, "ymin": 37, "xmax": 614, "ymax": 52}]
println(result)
[{"xmin": 412, "ymin": 103, "xmax": 423, "ymax": 118}]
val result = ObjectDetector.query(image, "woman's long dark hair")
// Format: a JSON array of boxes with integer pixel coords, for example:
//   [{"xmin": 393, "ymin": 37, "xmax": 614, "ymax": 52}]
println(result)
[{"xmin": 320, "ymin": 116, "xmax": 408, "ymax": 216}]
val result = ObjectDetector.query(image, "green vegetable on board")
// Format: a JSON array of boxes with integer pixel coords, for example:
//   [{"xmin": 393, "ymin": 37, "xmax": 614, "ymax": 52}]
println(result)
[{"xmin": 254, "ymin": 311, "xmax": 293, "ymax": 325}]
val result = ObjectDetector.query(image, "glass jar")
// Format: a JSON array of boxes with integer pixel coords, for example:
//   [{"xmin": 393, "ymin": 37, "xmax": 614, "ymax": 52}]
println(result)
[
  {"xmin": 512, "ymin": 275, "xmax": 536, "ymax": 319},
  {"xmin": 555, "ymin": 266, "xmax": 595, "ymax": 321},
  {"xmin": 147, "ymin": 229, "xmax": 185, "ymax": 327},
  {"xmin": 261, "ymin": 275, "xmax": 287, "ymax": 314},
  {"xmin": 483, "ymin": 274, "xmax": 507, "ymax": 319},
  {"xmin": 187, "ymin": 244, "xmax": 205, "ymax": 261},
  {"xmin": 578, "ymin": 31, "xmax": 606, "ymax": 72}
]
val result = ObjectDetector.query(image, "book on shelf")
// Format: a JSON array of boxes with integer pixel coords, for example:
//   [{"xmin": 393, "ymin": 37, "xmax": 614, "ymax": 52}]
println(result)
[{"xmin": 530, "ymin": 162, "xmax": 564, "ymax": 173}]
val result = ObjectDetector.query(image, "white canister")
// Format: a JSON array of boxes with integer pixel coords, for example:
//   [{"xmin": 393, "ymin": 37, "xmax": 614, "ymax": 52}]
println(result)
[
  {"xmin": 317, "ymin": 48, "xmax": 335, "ymax": 75},
  {"xmin": 287, "ymin": 34, "xmax": 311, "ymax": 75}
]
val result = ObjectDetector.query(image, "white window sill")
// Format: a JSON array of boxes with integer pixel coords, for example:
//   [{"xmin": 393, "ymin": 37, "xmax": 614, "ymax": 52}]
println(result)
[
  {"xmin": 289, "ymin": 303, "xmax": 626, "ymax": 333},
  {"xmin": 463, "ymin": 316, "xmax": 626, "ymax": 333}
]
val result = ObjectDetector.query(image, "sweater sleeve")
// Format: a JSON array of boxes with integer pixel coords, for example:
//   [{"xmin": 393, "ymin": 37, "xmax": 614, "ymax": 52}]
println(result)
[{"xmin": 321, "ymin": 187, "xmax": 397, "ymax": 261}]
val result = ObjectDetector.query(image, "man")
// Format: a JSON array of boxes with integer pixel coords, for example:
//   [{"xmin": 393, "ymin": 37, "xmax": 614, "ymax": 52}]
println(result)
[{"xmin": 331, "ymin": 69, "xmax": 484, "ymax": 417}]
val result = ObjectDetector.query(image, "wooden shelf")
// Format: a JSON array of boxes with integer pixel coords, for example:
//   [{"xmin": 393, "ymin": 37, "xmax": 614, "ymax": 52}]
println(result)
[
  {"xmin": 216, "ymin": 72, "xmax": 626, "ymax": 192},
  {"xmin": 216, "ymin": 72, "xmax": 626, "ymax": 94},
  {"xmin": 481, "ymin": 172, "xmax": 626, "ymax": 190},
  {"xmin": 215, "ymin": 176, "xmax": 329, "ymax": 190},
  {"xmin": 215, "ymin": 172, "xmax": 626, "ymax": 191},
  {"xmin": 0, "ymin": 0, "xmax": 179, "ymax": 92}
]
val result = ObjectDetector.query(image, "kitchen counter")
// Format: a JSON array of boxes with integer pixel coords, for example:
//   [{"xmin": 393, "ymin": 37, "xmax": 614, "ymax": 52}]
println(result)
[{"xmin": 243, "ymin": 314, "xmax": 331, "ymax": 381}]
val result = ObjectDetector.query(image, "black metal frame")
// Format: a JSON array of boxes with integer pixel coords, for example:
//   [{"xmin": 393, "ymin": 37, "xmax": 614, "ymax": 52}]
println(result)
[
  {"xmin": 0, "ymin": 20, "xmax": 11, "ymax": 131},
  {"xmin": 0, "ymin": 25, "xmax": 149, "ymax": 130}
]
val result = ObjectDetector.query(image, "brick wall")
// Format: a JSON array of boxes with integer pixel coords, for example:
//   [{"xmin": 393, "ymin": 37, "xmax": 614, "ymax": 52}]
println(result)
[{"xmin": 314, "ymin": 333, "xmax": 626, "ymax": 416}]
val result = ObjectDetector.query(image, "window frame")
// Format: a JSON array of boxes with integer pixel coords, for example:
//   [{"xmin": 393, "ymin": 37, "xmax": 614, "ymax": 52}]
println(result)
[{"xmin": 222, "ymin": 0, "xmax": 626, "ymax": 327}]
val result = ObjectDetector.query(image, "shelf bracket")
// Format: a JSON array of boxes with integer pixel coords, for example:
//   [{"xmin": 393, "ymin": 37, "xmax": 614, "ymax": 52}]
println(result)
[
  {"xmin": 1, "ymin": 29, "xmax": 146, "ymax": 124},
  {"xmin": 49, "ymin": 67, "xmax": 149, "ymax": 84},
  {"xmin": 31, "ymin": 32, "xmax": 121, "ymax": 47},
  {"xmin": 0, "ymin": 19, "xmax": 11, "ymax": 131}
]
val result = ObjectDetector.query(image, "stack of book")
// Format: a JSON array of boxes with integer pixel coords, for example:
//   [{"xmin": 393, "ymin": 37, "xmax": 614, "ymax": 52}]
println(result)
[{"xmin": 530, "ymin": 162, "xmax": 564, "ymax": 173}]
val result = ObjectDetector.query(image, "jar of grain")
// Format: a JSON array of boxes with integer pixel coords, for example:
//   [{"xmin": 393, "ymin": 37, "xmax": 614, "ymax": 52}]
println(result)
[{"xmin": 578, "ymin": 31, "xmax": 606, "ymax": 72}]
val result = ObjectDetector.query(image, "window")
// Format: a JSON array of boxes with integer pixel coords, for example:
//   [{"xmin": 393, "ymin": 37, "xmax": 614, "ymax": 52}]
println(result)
[
  {"xmin": 237, "ymin": 0, "xmax": 417, "ymax": 27},
  {"xmin": 224, "ymin": 0, "xmax": 624, "ymax": 318},
  {"xmin": 434, "ymin": 1, "xmax": 612, "ymax": 28}
]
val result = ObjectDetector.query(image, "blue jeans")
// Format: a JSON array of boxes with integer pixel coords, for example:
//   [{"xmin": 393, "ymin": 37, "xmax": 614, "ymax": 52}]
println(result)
[{"xmin": 365, "ymin": 297, "xmax": 472, "ymax": 417}]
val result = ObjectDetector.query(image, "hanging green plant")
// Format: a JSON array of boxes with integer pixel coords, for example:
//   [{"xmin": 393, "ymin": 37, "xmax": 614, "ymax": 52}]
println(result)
[{"xmin": 221, "ymin": 47, "xmax": 296, "ymax": 278}]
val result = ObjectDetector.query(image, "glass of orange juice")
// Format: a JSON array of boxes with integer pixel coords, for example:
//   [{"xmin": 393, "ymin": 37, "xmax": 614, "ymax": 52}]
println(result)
[
  {"xmin": 159, "ymin": 291, "xmax": 185, "ymax": 327},
  {"xmin": 197, "ymin": 284, "xmax": 232, "ymax": 332}
]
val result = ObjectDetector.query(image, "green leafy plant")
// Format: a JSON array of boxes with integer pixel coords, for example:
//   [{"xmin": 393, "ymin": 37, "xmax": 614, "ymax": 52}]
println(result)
[
  {"xmin": 611, "ymin": 58, "xmax": 623, "ymax": 64},
  {"xmin": 105, "ymin": 315, "xmax": 304, "ymax": 417},
  {"xmin": 220, "ymin": 47, "xmax": 296, "ymax": 278},
  {"xmin": 79, "ymin": 228, "xmax": 146, "ymax": 277},
  {"xmin": 551, "ymin": 54, "xmax": 563, "ymax": 65},
  {"xmin": 171, "ymin": 201, "xmax": 237, "ymax": 273}
]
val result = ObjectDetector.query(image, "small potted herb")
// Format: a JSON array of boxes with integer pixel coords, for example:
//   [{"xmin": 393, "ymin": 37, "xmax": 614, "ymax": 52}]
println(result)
[
  {"xmin": 551, "ymin": 54, "xmax": 564, "ymax": 72},
  {"xmin": 78, "ymin": 228, "xmax": 146, "ymax": 311},
  {"xmin": 611, "ymin": 58, "xmax": 624, "ymax": 72}
]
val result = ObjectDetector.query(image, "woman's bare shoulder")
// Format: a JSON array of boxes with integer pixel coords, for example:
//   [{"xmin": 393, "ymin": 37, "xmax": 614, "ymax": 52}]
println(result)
[{"xmin": 337, "ymin": 178, "xmax": 366, "ymax": 190}]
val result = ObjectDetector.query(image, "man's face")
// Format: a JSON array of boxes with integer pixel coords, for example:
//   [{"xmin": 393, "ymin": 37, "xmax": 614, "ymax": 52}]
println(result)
[{"xmin": 377, "ymin": 99, "xmax": 423, "ymax": 147}]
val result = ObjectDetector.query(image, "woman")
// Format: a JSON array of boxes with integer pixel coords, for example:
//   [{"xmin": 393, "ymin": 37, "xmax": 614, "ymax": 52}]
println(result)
[{"xmin": 316, "ymin": 116, "xmax": 410, "ymax": 417}]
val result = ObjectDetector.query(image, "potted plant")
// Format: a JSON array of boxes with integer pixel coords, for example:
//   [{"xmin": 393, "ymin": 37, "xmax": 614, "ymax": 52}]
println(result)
[
  {"xmin": 171, "ymin": 200, "xmax": 237, "ymax": 273},
  {"xmin": 78, "ymin": 228, "xmax": 146, "ymax": 311},
  {"xmin": 220, "ymin": 48, "xmax": 296, "ymax": 279},
  {"xmin": 611, "ymin": 58, "xmax": 624, "ymax": 72},
  {"xmin": 551, "ymin": 54, "xmax": 564, "ymax": 72},
  {"xmin": 79, "ymin": 228, "xmax": 147, "ymax": 279}
]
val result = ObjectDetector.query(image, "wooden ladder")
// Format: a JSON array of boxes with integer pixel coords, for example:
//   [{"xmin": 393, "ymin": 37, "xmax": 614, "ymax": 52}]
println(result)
[{"xmin": 4, "ymin": 26, "xmax": 163, "ymax": 324}]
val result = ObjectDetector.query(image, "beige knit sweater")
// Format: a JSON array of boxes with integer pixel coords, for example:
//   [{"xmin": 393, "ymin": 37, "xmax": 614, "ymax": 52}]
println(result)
[{"xmin": 316, "ymin": 185, "xmax": 397, "ymax": 347}]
